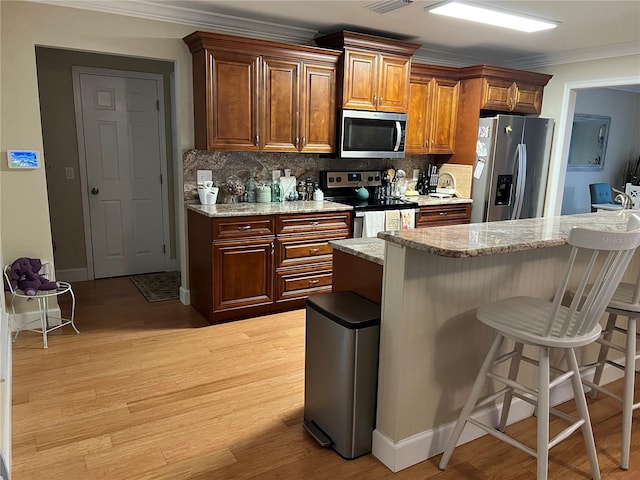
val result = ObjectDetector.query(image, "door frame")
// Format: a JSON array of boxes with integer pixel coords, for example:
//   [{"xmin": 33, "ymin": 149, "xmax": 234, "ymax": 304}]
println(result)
[
  {"xmin": 544, "ymin": 75, "xmax": 640, "ymax": 217},
  {"xmin": 72, "ymin": 66, "xmax": 172, "ymax": 280}
]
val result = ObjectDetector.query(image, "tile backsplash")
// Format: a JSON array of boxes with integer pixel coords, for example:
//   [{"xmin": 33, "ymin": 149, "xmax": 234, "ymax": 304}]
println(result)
[{"xmin": 183, "ymin": 149, "xmax": 439, "ymax": 204}]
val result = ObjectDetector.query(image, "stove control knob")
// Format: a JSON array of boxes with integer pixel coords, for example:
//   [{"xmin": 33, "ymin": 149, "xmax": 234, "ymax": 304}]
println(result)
[
  {"xmin": 375, "ymin": 175, "xmax": 380, "ymax": 181},
  {"xmin": 328, "ymin": 177, "xmax": 334, "ymax": 183},
  {"xmin": 367, "ymin": 176, "xmax": 374, "ymax": 182},
  {"xmin": 336, "ymin": 176, "xmax": 342, "ymax": 182}
]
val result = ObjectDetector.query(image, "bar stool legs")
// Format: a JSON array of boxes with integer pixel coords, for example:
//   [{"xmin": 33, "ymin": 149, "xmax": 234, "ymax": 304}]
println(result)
[{"xmin": 586, "ymin": 313, "xmax": 639, "ymax": 470}]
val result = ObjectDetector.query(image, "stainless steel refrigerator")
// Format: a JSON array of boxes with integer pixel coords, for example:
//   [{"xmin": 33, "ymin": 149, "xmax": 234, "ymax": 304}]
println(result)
[{"xmin": 471, "ymin": 115, "xmax": 554, "ymax": 223}]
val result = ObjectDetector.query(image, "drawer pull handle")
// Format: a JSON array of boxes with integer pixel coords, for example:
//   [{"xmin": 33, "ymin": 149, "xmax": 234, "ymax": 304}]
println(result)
[
  {"xmin": 238, "ymin": 225, "xmax": 252, "ymax": 230},
  {"xmin": 439, "ymin": 212, "xmax": 448, "ymax": 216},
  {"xmin": 309, "ymin": 248, "xmax": 320, "ymax": 255},
  {"xmin": 308, "ymin": 279, "xmax": 319, "ymax": 285},
  {"xmin": 310, "ymin": 221, "xmax": 320, "ymax": 226}
]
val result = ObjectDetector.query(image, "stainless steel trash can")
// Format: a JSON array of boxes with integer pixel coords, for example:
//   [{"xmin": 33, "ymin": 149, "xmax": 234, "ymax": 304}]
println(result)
[{"xmin": 303, "ymin": 291, "xmax": 381, "ymax": 459}]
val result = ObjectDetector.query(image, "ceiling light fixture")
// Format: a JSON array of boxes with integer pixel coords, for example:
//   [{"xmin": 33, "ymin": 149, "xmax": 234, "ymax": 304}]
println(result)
[
  {"xmin": 367, "ymin": 0, "xmax": 413, "ymax": 15},
  {"xmin": 426, "ymin": 1, "xmax": 559, "ymax": 33}
]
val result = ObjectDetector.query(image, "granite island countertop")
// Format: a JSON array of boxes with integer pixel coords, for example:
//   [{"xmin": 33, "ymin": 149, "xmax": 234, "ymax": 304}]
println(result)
[
  {"xmin": 329, "ymin": 238, "xmax": 386, "ymax": 265},
  {"xmin": 378, "ymin": 210, "xmax": 638, "ymax": 258}
]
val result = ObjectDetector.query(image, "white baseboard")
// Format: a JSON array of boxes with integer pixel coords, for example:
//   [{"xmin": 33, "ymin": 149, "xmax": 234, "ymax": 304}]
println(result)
[
  {"xmin": 372, "ymin": 361, "xmax": 626, "ymax": 473},
  {"xmin": 55, "ymin": 268, "xmax": 88, "ymax": 282},
  {"xmin": 10, "ymin": 307, "xmax": 62, "ymax": 332},
  {"xmin": 180, "ymin": 286, "xmax": 190, "ymax": 305}
]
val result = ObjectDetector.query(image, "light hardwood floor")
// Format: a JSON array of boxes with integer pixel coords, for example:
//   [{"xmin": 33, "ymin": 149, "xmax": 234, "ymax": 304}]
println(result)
[{"xmin": 11, "ymin": 277, "xmax": 639, "ymax": 479}]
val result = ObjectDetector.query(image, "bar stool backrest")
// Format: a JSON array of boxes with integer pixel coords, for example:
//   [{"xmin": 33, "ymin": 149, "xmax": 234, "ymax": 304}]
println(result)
[{"xmin": 545, "ymin": 214, "xmax": 640, "ymax": 340}]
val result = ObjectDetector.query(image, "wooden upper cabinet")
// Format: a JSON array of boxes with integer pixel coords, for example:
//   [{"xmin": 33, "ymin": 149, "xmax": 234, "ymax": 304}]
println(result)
[
  {"xmin": 183, "ymin": 31, "xmax": 339, "ymax": 152},
  {"xmin": 262, "ymin": 57, "xmax": 299, "ymax": 152},
  {"xmin": 301, "ymin": 63, "xmax": 337, "ymax": 152},
  {"xmin": 202, "ymin": 50, "xmax": 260, "ymax": 151},
  {"xmin": 315, "ymin": 31, "xmax": 420, "ymax": 113},
  {"xmin": 406, "ymin": 64, "xmax": 460, "ymax": 155},
  {"xmin": 377, "ymin": 54, "xmax": 411, "ymax": 112},
  {"xmin": 480, "ymin": 77, "xmax": 544, "ymax": 113},
  {"xmin": 342, "ymin": 50, "xmax": 378, "ymax": 110}
]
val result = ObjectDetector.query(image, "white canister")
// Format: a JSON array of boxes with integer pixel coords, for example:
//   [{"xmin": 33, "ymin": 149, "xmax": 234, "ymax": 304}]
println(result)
[
  {"xmin": 256, "ymin": 185, "xmax": 271, "ymax": 203},
  {"xmin": 312, "ymin": 189, "xmax": 324, "ymax": 201}
]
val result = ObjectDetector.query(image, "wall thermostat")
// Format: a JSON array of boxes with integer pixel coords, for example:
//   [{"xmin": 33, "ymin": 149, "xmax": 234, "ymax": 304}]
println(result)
[{"xmin": 7, "ymin": 150, "xmax": 41, "ymax": 169}]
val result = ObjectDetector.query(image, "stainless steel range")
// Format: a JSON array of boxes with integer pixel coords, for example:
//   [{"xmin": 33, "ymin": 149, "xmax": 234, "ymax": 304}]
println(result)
[{"xmin": 320, "ymin": 170, "xmax": 418, "ymax": 237}]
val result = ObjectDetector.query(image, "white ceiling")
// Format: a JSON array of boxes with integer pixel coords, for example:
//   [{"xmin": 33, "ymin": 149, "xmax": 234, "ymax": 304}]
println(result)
[{"xmin": 35, "ymin": 0, "xmax": 640, "ymax": 69}]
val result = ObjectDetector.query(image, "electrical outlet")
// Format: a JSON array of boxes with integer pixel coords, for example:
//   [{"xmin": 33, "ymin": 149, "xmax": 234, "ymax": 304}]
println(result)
[
  {"xmin": 65, "ymin": 167, "xmax": 75, "ymax": 180},
  {"xmin": 197, "ymin": 170, "xmax": 212, "ymax": 184}
]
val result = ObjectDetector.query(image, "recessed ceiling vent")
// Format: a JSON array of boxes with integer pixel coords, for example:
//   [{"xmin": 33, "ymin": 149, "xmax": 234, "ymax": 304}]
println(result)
[{"xmin": 367, "ymin": 0, "xmax": 413, "ymax": 14}]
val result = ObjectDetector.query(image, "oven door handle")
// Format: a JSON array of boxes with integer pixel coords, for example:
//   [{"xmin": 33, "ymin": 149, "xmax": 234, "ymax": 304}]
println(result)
[{"xmin": 393, "ymin": 121, "xmax": 402, "ymax": 152}]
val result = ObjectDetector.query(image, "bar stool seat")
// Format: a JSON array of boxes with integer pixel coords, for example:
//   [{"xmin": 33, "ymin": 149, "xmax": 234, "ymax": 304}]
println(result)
[
  {"xmin": 439, "ymin": 214, "xmax": 640, "ymax": 480},
  {"xmin": 3, "ymin": 263, "xmax": 79, "ymax": 349}
]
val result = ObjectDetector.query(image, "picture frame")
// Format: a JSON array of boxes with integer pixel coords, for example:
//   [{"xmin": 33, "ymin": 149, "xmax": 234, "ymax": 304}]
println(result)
[
  {"xmin": 566, "ymin": 114, "xmax": 611, "ymax": 172},
  {"xmin": 7, "ymin": 150, "xmax": 41, "ymax": 169}
]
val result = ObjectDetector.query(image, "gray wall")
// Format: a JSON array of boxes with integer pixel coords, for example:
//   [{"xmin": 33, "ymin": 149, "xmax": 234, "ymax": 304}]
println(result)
[{"xmin": 561, "ymin": 88, "xmax": 640, "ymax": 215}]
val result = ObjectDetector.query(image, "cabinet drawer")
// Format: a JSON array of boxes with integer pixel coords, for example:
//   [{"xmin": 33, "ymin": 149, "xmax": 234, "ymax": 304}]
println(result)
[
  {"xmin": 416, "ymin": 204, "xmax": 471, "ymax": 227},
  {"xmin": 276, "ymin": 212, "xmax": 351, "ymax": 235},
  {"xmin": 213, "ymin": 216, "xmax": 275, "ymax": 240},
  {"xmin": 276, "ymin": 266, "xmax": 333, "ymax": 302},
  {"xmin": 276, "ymin": 232, "xmax": 349, "ymax": 268}
]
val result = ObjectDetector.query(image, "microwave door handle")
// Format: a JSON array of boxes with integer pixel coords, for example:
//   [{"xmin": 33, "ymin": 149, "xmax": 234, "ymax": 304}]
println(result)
[{"xmin": 393, "ymin": 121, "xmax": 401, "ymax": 152}]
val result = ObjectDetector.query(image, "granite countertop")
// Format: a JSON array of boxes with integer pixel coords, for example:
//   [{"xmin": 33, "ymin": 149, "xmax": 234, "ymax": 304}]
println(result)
[
  {"xmin": 329, "ymin": 238, "xmax": 385, "ymax": 265},
  {"xmin": 186, "ymin": 195, "xmax": 471, "ymax": 217},
  {"xmin": 186, "ymin": 200, "xmax": 353, "ymax": 217},
  {"xmin": 378, "ymin": 210, "xmax": 638, "ymax": 258}
]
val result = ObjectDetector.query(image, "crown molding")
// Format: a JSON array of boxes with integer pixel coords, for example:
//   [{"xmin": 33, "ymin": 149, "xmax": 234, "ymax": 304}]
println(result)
[
  {"xmin": 504, "ymin": 42, "xmax": 640, "ymax": 70},
  {"xmin": 29, "ymin": 0, "xmax": 319, "ymax": 45}
]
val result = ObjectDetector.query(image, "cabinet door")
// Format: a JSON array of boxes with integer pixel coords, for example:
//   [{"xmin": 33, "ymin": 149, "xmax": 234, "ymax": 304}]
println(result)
[
  {"xmin": 405, "ymin": 79, "xmax": 431, "ymax": 154},
  {"xmin": 342, "ymin": 49, "xmax": 378, "ymax": 110},
  {"xmin": 213, "ymin": 238, "xmax": 274, "ymax": 311},
  {"xmin": 208, "ymin": 50, "xmax": 260, "ymax": 150},
  {"xmin": 481, "ymin": 77, "xmax": 516, "ymax": 111},
  {"xmin": 377, "ymin": 54, "xmax": 411, "ymax": 112},
  {"xmin": 513, "ymin": 82, "xmax": 544, "ymax": 114},
  {"xmin": 262, "ymin": 57, "xmax": 299, "ymax": 151},
  {"xmin": 300, "ymin": 63, "xmax": 337, "ymax": 153},
  {"xmin": 428, "ymin": 78, "xmax": 459, "ymax": 154}
]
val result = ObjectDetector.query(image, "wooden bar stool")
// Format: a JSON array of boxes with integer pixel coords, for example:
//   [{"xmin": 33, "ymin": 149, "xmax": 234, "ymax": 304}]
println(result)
[
  {"xmin": 439, "ymin": 214, "xmax": 640, "ymax": 480},
  {"xmin": 581, "ymin": 277, "xmax": 640, "ymax": 470}
]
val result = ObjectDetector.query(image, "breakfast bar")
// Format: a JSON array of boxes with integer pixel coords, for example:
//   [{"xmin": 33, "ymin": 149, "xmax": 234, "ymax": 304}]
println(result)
[{"xmin": 332, "ymin": 210, "xmax": 640, "ymax": 472}]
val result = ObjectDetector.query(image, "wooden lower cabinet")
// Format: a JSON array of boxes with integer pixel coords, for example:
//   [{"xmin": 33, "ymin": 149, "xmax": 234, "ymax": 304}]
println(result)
[
  {"xmin": 416, "ymin": 203, "xmax": 471, "ymax": 228},
  {"xmin": 188, "ymin": 209, "xmax": 351, "ymax": 324}
]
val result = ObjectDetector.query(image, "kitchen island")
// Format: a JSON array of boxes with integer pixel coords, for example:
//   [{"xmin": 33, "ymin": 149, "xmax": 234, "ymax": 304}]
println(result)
[{"xmin": 333, "ymin": 210, "xmax": 639, "ymax": 472}]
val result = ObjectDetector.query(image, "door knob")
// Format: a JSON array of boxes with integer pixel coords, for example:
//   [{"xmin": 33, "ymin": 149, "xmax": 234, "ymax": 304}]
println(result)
[{"xmin": 91, "ymin": 187, "xmax": 100, "ymax": 195}]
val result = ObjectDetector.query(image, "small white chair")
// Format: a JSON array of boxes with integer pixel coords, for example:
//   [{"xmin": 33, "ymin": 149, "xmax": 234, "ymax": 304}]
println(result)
[
  {"xmin": 439, "ymin": 214, "xmax": 640, "ymax": 480},
  {"xmin": 582, "ymin": 270, "xmax": 640, "ymax": 470},
  {"xmin": 3, "ymin": 261, "xmax": 79, "ymax": 348}
]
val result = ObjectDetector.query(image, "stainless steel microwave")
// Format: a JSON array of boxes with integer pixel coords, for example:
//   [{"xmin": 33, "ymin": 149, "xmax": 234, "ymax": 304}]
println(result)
[{"xmin": 339, "ymin": 109, "xmax": 407, "ymax": 159}]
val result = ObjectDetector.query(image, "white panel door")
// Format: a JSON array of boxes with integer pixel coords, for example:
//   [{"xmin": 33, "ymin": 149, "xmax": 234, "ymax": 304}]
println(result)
[{"xmin": 78, "ymin": 72, "xmax": 165, "ymax": 278}]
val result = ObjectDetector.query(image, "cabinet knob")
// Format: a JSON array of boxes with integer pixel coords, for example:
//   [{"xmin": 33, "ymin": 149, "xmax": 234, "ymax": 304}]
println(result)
[
  {"xmin": 256, "ymin": 134, "xmax": 260, "ymax": 145},
  {"xmin": 373, "ymin": 95, "xmax": 377, "ymax": 106},
  {"xmin": 308, "ymin": 279, "xmax": 319, "ymax": 285},
  {"xmin": 439, "ymin": 211, "xmax": 448, "ymax": 216},
  {"xmin": 295, "ymin": 136, "xmax": 299, "ymax": 147},
  {"xmin": 309, "ymin": 248, "xmax": 320, "ymax": 255},
  {"xmin": 238, "ymin": 225, "xmax": 252, "ymax": 230},
  {"xmin": 310, "ymin": 221, "xmax": 320, "ymax": 226},
  {"xmin": 425, "ymin": 140, "xmax": 429, "ymax": 148}
]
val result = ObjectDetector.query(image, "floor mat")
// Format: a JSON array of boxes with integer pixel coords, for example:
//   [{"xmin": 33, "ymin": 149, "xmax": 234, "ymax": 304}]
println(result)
[{"xmin": 129, "ymin": 271, "xmax": 180, "ymax": 302}]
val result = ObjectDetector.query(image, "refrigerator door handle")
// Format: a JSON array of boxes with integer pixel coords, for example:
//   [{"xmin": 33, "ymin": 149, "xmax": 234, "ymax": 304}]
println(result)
[{"xmin": 511, "ymin": 144, "xmax": 527, "ymax": 220}]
